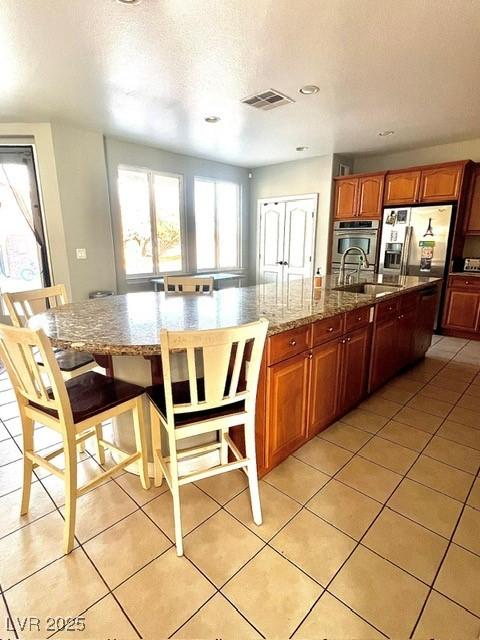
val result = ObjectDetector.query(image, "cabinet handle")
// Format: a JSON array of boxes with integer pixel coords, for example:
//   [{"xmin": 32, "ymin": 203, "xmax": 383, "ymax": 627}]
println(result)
[
  {"xmin": 357, "ymin": 316, "xmax": 362, "ymax": 321},
  {"xmin": 327, "ymin": 327, "xmax": 334, "ymax": 332},
  {"xmin": 289, "ymin": 339, "xmax": 297, "ymax": 346},
  {"xmin": 340, "ymin": 338, "xmax": 347, "ymax": 344},
  {"xmin": 465, "ymin": 281, "xmax": 470, "ymax": 285},
  {"xmin": 388, "ymin": 306, "xmax": 393, "ymax": 311},
  {"xmin": 398, "ymin": 314, "xmax": 404, "ymax": 319},
  {"xmin": 346, "ymin": 337, "xmax": 352, "ymax": 342},
  {"xmin": 307, "ymin": 352, "xmax": 313, "ymax": 359}
]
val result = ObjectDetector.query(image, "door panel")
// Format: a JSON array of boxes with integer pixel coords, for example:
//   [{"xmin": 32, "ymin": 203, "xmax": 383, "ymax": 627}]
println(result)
[
  {"xmin": 309, "ymin": 339, "xmax": 342, "ymax": 435},
  {"xmin": 284, "ymin": 199, "xmax": 316, "ymax": 280},
  {"xmin": 258, "ymin": 201, "xmax": 285, "ymax": 284},
  {"xmin": 333, "ymin": 179, "xmax": 358, "ymax": 219},
  {"xmin": 357, "ymin": 175, "xmax": 384, "ymax": 219},
  {"xmin": 258, "ymin": 197, "xmax": 316, "ymax": 285},
  {"xmin": 369, "ymin": 317, "xmax": 398, "ymax": 392},
  {"xmin": 443, "ymin": 290, "xmax": 480, "ymax": 332},
  {"xmin": 384, "ymin": 171, "xmax": 421, "ymax": 205},
  {"xmin": 340, "ymin": 326, "xmax": 370, "ymax": 413},
  {"xmin": 266, "ymin": 352, "xmax": 309, "ymax": 467},
  {"xmin": 420, "ymin": 165, "xmax": 462, "ymax": 203}
]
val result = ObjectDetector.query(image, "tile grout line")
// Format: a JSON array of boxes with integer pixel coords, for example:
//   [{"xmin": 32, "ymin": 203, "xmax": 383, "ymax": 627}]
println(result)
[
  {"xmin": 289, "ymin": 345, "xmax": 478, "ymax": 638},
  {"xmin": 408, "ymin": 466, "xmax": 480, "ymax": 639},
  {"xmin": 0, "ymin": 582, "xmax": 19, "ymax": 639}
]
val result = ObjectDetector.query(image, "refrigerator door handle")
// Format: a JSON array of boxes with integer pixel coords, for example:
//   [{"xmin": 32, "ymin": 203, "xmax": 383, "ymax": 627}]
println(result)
[{"xmin": 400, "ymin": 226, "xmax": 413, "ymax": 275}]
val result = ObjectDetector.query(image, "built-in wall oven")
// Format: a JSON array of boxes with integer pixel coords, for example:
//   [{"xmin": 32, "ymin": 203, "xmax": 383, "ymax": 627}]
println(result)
[{"xmin": 331, "ymin": 220, "xmax": 379, "ymax": 273}]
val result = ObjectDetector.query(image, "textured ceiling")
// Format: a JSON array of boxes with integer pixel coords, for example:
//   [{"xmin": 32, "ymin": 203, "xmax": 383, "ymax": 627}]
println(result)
[{"xmin": 1, "ymin": 0, "xmax": 480, "ymax": 167}]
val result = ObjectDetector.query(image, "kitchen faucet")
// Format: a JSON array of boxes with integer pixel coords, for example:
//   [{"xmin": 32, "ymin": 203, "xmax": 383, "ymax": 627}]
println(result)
[{"xmin": 338, "ymin": 247, "xmax": 370, "ymax": 285}]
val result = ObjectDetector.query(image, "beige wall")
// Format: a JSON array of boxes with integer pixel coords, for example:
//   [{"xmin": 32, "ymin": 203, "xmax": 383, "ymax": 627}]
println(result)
[
  {"xmin": 249, "ymin": 154, "xmax": 345, "ymax": 281},
  {"xmin": 51, "ymin": 122, "xmax": 116, "ymax": 300},
  {"xmin": 104, "ymin": 137, "xmax": 250, "ymax": 293},
  {"xmin": 353, "ymin": 137, "xmax": 480, "ymax": 173}
]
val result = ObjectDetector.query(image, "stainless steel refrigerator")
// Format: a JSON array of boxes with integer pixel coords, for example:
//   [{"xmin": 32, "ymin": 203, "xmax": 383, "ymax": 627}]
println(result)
[{"xmin": 378, "ymin": 205, "xmax": 454, "ymax": 278}]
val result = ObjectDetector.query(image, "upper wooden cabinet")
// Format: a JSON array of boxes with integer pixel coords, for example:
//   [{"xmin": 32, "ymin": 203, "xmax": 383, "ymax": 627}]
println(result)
[
  {"xmin": 384, "ymin": 171, "xmax": 421, "ymax": 205},
  {"xmin": 333, "ymin": 178, "xmax": 358, "ymax": 219},
  {"xmin": 419, "ymin": 164, "xmax": 463, "ymax": 202},
  {"xmin": 333, "ymin": 174, "xmax": 384, "ymax": 220},
  {"xmin": 464, "ymin": 164, "xmax": 480, "ymax": 235},
  {"xmin": 384, "ymin": 163, "xmax": 465, "ymax": 206}
]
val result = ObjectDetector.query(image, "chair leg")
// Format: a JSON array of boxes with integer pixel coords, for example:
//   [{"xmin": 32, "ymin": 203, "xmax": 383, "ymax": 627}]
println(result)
[
  {"xmin": 20, "ymin": 416, "xmax": 34, "ymax": 516},
  {"xmin": 244, "ymin": 417, "xmax": 262, "ymax": 526},
  {"xmin": 63, "ymin": 435, "xmax": 78, "ymax": 554},
  {"xmin": 132, "ymin": 398, "xmax": 151, "ymax": 490},
  {"xmin": 150, "ymin": 404, "xmax": 163, "ymax": 488},
  {"xmin": 78, "ymin": 439, "xmax": 86, "ymax": 454},
  {"xmin": 94, "ymin": 424, "xmax": 105, "ymax": 465},
  {"xmin": 220, "ymin": 428, "xmax": 228, "ymax": 465},
  {"xmin": 168, "ymin": 430, "xmax": 183, "ymax": 556}
]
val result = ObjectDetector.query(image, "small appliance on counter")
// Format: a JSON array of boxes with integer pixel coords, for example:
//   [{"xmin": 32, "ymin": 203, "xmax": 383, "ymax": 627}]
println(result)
[{"xmin": 463, "ymin": 257, "xmax": 480, "ymax": 273}]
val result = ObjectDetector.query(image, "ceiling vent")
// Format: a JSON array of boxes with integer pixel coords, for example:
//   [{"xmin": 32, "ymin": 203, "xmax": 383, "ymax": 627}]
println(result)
[{"xmin": 241, "ymin": 89, "xmax": 295, "ymax": 111}]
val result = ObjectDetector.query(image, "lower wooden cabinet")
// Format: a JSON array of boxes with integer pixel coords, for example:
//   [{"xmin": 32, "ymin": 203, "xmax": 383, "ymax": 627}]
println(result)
[
  {"xmin": 309, "ymin": 339, "xmax": 343, "ymax": 436},
  {"xmin": 369, "ymin": 316, "xmax": 398, "ymax": 392},
  {"xmin": 340, "ymin": 325, "xmax": 371, "ymax": 413},
  {"xmin": 266, "ymin": 351, "xmax": 310, "ymax": 468},
  {"xmin": 397, "ymin": 308, "xmax": 416, "ymax": 369},
  {"xmin": 413, "ymin": 286, "xmax": 438, "ymax": 358},
  {"xmin": 443, "ymin": 289, "xmax": 480, "ymax": 334}
]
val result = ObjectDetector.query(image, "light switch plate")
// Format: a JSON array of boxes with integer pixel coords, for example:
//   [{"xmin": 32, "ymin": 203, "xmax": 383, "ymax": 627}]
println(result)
[{"xmin": 76, "ymin": 248, "xmax": 87, "ymax": 260}]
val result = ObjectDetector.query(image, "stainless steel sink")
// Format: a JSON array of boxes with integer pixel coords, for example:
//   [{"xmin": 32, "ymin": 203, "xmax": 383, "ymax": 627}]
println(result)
[{"xmin": 333, "ymin": 282, "xmax": 403, "ymax": 295}]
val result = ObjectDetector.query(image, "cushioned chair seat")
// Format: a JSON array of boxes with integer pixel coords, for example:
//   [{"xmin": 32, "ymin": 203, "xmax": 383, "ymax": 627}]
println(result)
[
  {"xmin": 35, "ymin": 349, "xmax": 95, "ymax": 372},
  {"xmin": 146, "ymin": 380, "xmax": 245, "ymax": 427},
  {"xmin": 29, "ymin": 371, "xmax": 145, "ymax": 423}
]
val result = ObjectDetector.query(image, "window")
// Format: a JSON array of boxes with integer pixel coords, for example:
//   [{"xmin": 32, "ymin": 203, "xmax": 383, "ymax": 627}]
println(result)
[
  {"xmin": 118, "ymin": 168, "xmax": 183, "ymax": 276},
  {"xmin": 194, "ymin": 178, "xmax": 240, "ymax": 270}
]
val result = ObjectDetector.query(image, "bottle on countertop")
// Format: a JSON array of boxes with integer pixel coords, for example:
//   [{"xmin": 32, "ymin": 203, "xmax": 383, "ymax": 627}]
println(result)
[{"xmin": 314, "ymin": 267, "xmax": 323, "ymax": 288}]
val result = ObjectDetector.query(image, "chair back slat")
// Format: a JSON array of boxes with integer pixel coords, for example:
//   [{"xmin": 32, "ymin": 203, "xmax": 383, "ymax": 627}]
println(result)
[
  {"xmin": 186, "ymin": 347, "xmax": 198, "ymax": 405},
  {"xmin": 159, "ymin": 319, "xmax": 268, "ymax": 420},
  {"xmin": 0, "ymin": 324, "xmax": 72, "ymax": 419},
  {"xmin": 164, "ymin": 275, "xmax": 214, "ymax": 294},
  {"xmin": 3, "ymin": 285, "xmax": 68, "ymax": 328},
  {"xmin": 228, "ymin": 339, "xmax": 246, "ymax": 398}
]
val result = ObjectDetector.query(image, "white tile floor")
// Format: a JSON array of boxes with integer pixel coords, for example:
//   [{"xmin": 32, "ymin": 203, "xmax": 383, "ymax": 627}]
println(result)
[{"xmin": 0, "ymin": 335, "xmax": 479, "ymax": 638}]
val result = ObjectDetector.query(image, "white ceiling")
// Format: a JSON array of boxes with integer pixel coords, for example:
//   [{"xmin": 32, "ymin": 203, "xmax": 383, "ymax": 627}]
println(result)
[{"xmin": 1, "ymin": 0, "xmax": 480, "ymax": 167}]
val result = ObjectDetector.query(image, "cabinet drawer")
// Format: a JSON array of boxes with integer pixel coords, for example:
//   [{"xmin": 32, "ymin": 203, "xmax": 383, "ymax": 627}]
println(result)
[
  {"xmin": 376, "ymin": 298, "xmax": 400, "ymax": 322},
  {"xmin": 400, "ymin": 291, "xmax": 419, "ymax": 312},
  {"xmin": 312, "ymin": 314, "xmax": 344, "ymax": 346},
  {"xmin": 268, "ymin": 325, "xmax": 311, "ymax": 365},
  {"xmin": 345, "ymin": 306, "xmax": 371, "ymax": 332},
  {"xmin": 449, "ymin": 276, "xmax": 480, "ymax": 291}
]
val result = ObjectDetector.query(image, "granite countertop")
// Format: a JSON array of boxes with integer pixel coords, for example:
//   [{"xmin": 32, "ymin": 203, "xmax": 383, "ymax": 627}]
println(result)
[{"xmin": 29, "ymin": 274, "xmax": 441, "ymax": 356}]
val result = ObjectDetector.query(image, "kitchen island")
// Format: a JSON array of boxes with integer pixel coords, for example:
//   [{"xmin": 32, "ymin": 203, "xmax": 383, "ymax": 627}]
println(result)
[{"xmin": 30, "ymin": 274, "xmax": 440, "ymax": 476}]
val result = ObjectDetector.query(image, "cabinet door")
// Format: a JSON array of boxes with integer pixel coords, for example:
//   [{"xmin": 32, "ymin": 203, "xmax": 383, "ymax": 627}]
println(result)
[
  {"xmin": 397, "ymin": 308, "xmax": 416, "ymax": 369},
  {"xmin": 309, "ymin": 339, "xmax": 342, "ymax": 436},
  {"xmin": 465, "ymin": 166, "xmax": 480, "ymax": 234},
  {"xmin": 384, "ymin": 171, "xmax": 421, "ymax": 205},
  {"xmin": 413, "ymin": 287, "xmax": 438, "ymax": 359},
  {"xmin": 443, "ymin": 289, "xmax": 480, "ymax": 333},
  {"xmin": 266, "ymin": 352, "xmax": 310, "ymax": 467},
  {"xmin": 419, "ymin": 165, "xmax": 463, "ymax": 203},
  {"xmin": 333, "ymin": 178, "xmax": 359, "ymax": 219},
  {"xmin": 357, "ymin": 174, "xmax": 384, "ymax": 219},
  {"xmin": 369, "ymin": 317, "xmax": 398, "ymax": 392},
  {"xmin": 339, "ymin": 325, "xmax": 371, "ymax": 414}
]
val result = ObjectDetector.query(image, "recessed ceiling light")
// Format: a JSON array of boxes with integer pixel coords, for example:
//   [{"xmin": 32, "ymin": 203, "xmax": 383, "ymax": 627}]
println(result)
[
  {"xmin": 299, "ymin": 85, "xmax": 319, "ymax": 95},
  {"xmin": 204, "ymin": 116, "xmax": 221, "ymax": 123},
  {"xmin": 296, "ymin": 146, "xmax": 309, "ymax": 151},
  {"xmin": 378, "ymin": 130, "xmax": 395, "ymax": 137},
  {"xmin": 116, "ymin": 0, "xmax": 141, "ymax": 4}
]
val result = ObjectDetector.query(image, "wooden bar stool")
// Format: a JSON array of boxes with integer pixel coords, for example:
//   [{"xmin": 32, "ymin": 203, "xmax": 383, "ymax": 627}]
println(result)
[
  {"xmin": 0, "ymin": 323, "xmax": 150, "ymax": 554},
  {"xmin": 147, "ymin": 318, "xmax": 268, "ymax": 556},
  {"xmin": 3, "ymin": 285, "xmax": 97, "ymax": 379},
  {"xmin": 164, "ymin": 275, "xmax": 214, "ymax": 294}
]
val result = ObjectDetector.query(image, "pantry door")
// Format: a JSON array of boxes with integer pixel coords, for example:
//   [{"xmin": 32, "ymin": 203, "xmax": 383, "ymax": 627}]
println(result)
[{"xmin": 257, "ymin": 195, "xmax": 317, "ymax": 286}]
